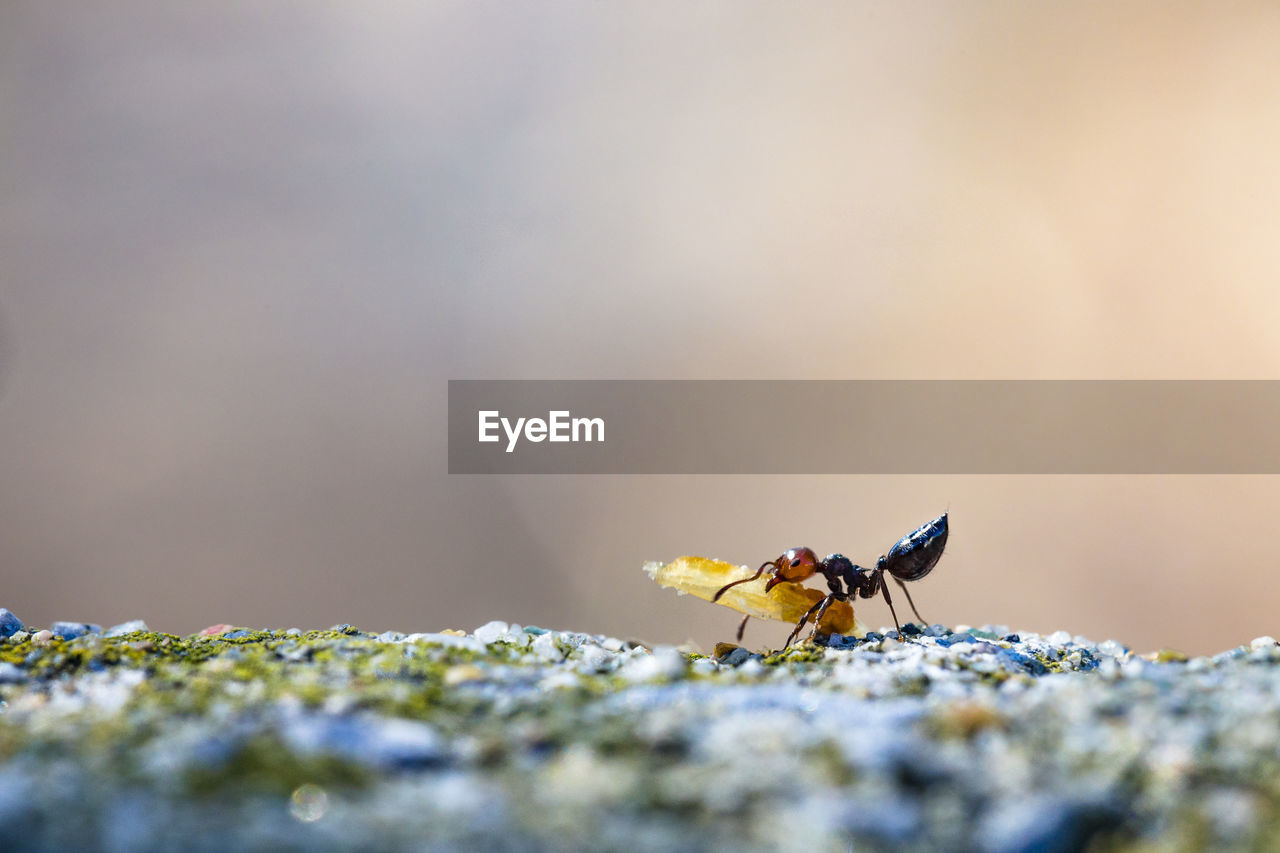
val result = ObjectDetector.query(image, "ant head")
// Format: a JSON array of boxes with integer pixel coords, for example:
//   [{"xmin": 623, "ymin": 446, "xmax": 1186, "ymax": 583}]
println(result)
[{"xmin": 764, "ymin": 547, "xmax": 818, "ymax": 591}]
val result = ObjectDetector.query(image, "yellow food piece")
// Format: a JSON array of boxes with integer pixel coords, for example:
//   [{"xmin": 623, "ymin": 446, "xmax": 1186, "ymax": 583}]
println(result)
[{"xmin": 643, "ymin": 556, "xmax": 862, "ymax": 637}]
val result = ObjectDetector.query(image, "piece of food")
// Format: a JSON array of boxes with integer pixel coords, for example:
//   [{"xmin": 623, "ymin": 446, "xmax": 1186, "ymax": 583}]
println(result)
[{"xmin": 643, "ymin": 556, "xmax": 863, "ymax": 637}]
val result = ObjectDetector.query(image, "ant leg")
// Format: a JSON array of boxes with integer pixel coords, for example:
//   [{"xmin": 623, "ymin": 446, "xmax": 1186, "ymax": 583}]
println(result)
[
  {"xmin": 735, "ymin": 613, "xmax": 750, "ymax": 643},
  {"xmin": 784, "ymin": 596, "xmax": 829, "ymax": 648},
  {"xmin": 807, "ymin": 594, "xmax": 840, "ymax": 641},
  {"xmin": 893, "ymin": 577, "xmax": 926, "ymax": 626},
  {"xmin": 877, "ymin": 573, "xmax": 903, "ymax": 636},
  {"xmin": 713, "ymin": 561, "xmax": 777, "ymax": 602}
]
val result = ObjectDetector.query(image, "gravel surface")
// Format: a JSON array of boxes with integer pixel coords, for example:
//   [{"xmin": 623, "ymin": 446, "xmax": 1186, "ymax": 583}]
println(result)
[{"xmin": 2, "ymin": 607, "xmax": 1280, "ymax": 852}]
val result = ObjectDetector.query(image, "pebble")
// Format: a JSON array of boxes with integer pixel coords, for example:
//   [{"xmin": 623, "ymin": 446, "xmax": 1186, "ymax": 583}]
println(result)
[
  {"xmin": 31, "ymin": 630, "xmax": 53, "ymax": 645},
  {"xmin": 1250, "ymin": 636, "xmax": 1277, "ymax": 651},
  {"xmin": 531, "ymin": 632, "xmax": 564, "ymax": 662},
  {"xmin": 198, "ymin": 624, "xmax": 235, "ymax": 637},
  {"xmin": 718, "ymin": 647, "xmax": 752, "ymax": 667},
  {"xmin": 50, "ymin": 622, "xmax": 101, "ymax": 640},
  {"xmin": 473, "ymin": 620, "xmax": 510, "ymax": 645},
  {"xmin": 621, "ymin": 646, "xmax": 686, "ymax": 682},
  {"xmin": 105, "ymin": 620, "xmax": 149, "ymax": 637},
  {"xmin": 0, "ymin": 609, "xmax": 23, "ymax": 639}
]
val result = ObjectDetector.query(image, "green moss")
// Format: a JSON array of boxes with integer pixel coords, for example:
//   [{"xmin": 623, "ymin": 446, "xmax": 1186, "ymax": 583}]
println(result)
[{"xmin": 762, "ymin": 644, "xmax": 826, "ymax": 666}]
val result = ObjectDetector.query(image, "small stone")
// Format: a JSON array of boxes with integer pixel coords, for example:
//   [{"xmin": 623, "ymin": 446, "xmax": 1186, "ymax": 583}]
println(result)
[
  {"xmin": 900, "ymin": 623, "xmax": 923, "ymax": 636},
  {"xmin": 1097, "ymin": 639, "xmax": 1128, "ymax": 657},
  {"xmin": 575, "ymin": 645, "xmax": 611, "ymax": 672},
  {"xmin": 1250, "ymin": 636, "xmax": 1277, "ymax": 651},
  {"xmin": 1002, "ymin": 634, "xmax": 1021, "ymax": 643},
  {"xmin": 473, "ymin": 621, "xmax": 510, "ymax": 644},
  {"xmin": 0, "ymin": 609, "xmax": 23, "ymax": 639},
  {"xmin": 690, "ymin": 657, "xmax": 717, "ymax": 676},
  {"xmin": 1047, "ymin": 630, "xmax": 1072, "ymax": 646},
  {"xmin": 32, "ymin": 630, "xmax": 53, "ymax": 645},
  {"xmin": 440, "ymin": 629, "xmax": 467, "ymax": 637},
  {"xmin": 9, "ymin": 631, "xmax": 28, "ymax": 643},
  {"xmin": 621, "ymin": 646, "xmax": 685, "ymax": 682},
  {"xmin": 713, "ymin": 642, "xmax": 741, "ymax": 659},
  {"xmin": 531, "ymin": 632, "xmax": 564, "ymax": 662},
  {"xmin": 1153, "ymin": 648, "xmax": 1189, "ymax": 663},
  {"xmin": 105, "ymin": 620, "xmax": 149, "ymax": 637},
  {"xmin": 198, "ymin": 624, "xmax": 235, "ymax": 637},
  {"xmin": 51, "ymin": 622, "xmax": 101, "ymax": 640},
  {"xmin": 718, "ymin": 647, "xmax": 752, "ymax": 667}
]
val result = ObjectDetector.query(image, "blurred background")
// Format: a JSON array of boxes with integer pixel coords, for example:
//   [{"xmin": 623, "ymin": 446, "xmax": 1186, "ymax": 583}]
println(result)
[{"xmin": 3, "ymin": 2, "xmax": 1280, "ymax": 655}]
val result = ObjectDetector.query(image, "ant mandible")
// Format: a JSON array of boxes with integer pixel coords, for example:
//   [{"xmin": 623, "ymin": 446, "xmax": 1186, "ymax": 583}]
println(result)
[{"xmin": 713, "ymin": 513, "xmax": 949, "ymax": 648}]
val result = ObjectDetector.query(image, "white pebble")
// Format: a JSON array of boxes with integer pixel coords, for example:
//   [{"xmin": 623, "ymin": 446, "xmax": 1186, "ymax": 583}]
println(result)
[
  {"xmin": 1250, "ymin": 636, "xmax": 1277, "ymax": 651},
  {"xmin": 473, "ymin": 621, "xmax": 510, "ymax": 645},
  {"xmin": 690, "ymin": 658, "xmax": 717, "ymax": 676},
  {"xmin": 531, "ymin": 632, "xmax": 564, "ymax": 662},
  {"xmin": 621, "ymin": 646, "xmax": 685, "ymax": 682}
]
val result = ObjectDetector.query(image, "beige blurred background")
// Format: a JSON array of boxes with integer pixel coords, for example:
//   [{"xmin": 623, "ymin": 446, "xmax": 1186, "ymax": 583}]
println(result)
[{"xmin": 3, "ymin": 3, "xmax": 1280, "ymax": 655}]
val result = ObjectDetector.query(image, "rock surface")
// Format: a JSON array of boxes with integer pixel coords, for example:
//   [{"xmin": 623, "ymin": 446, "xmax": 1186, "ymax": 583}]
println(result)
[{"xmin": 1, "ymin": 617, "xmax": 1279, "ymax": 851}]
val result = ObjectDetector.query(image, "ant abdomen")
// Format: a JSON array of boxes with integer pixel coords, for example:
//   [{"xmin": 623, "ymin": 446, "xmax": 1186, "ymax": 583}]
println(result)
[{"xmin": 880, "ymin": 513, "xmax": 948, "ymax": 582}]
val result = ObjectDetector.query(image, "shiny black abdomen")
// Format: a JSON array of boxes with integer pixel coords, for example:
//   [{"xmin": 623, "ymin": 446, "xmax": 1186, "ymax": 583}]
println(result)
[{"xmin": 880, "ymin": 513, "xmax": 948, "ymax": 581}]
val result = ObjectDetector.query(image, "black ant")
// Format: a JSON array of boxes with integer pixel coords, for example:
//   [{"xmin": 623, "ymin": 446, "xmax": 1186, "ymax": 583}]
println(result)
[{"xmin": 714, "ymin": 513, "xmax": 949, "ymax": 648}]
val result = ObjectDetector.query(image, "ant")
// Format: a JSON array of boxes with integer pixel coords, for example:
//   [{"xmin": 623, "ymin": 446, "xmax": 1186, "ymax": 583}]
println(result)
[{"xmin": 714, "ymin": 513, "xmax": 949, "ymax": 648}]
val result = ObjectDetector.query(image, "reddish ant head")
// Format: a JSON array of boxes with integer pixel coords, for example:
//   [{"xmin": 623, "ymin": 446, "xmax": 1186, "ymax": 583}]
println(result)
[{"xmin": 764, "ymin": 547, "xmax": 819, "ymax": 591}]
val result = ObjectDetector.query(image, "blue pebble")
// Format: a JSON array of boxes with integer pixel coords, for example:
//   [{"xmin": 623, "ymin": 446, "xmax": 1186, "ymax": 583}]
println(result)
[
  {"xmin": 0, "ymin": 609, "xmax": 23, "ymax": 639},
  {"xmin": 50, "ymin": 622, "xmax": 102, "ymax": 640},
  {"xmin": 1002, "ymin": 633, "xmax": 1021, "ymax": 643},
  {"xmin": 935, "ymin": 633, "xmax": 976, "ymax": 648},
  {"xmin": 222, "ymin": 630, "xmax": 253, "ymax": 640},
  {"xmin": 524, "ymin": 626, "xmax": 549, "ymax": 635},
  {"xmin": 865, "ymin": 631, "xmax": 884, "ymax": 642}
]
